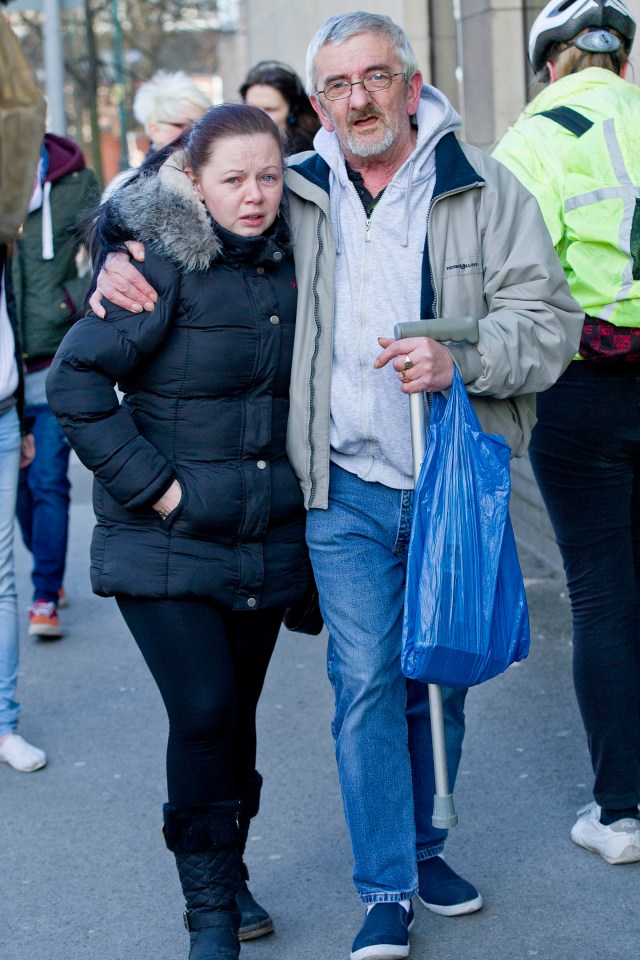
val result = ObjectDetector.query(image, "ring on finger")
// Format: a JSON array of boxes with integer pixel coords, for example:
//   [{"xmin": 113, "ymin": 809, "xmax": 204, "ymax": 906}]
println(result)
[
  {"xmin": 400, "ymin": 369, "xmax": 409, "ymax": 383},
  {"xmin": 403, "ymin": 356, "xmax": 414, "ymax": 370}
]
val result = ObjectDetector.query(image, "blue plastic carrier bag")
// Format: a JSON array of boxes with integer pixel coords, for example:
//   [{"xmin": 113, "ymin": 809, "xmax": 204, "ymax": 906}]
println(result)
[{"xmin": 401, "ymin": 367, "xmax": 530, "ymax": 688}]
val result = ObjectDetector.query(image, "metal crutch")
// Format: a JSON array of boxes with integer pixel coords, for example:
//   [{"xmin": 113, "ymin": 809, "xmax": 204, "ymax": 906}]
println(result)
[{"xmin": 394, "ymin": 315, "xmax": 479, "ymax": 829}]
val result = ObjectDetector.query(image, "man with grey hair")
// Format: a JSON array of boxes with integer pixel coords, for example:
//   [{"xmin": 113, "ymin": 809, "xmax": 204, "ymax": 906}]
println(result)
[{"xmin": 89, "ymin": 11, "xmax": 582, "ymax": 959}]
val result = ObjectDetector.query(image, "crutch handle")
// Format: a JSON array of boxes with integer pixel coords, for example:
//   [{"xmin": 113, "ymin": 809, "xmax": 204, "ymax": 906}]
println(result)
[{"xmin": 394, "ymin": 316, "xmax": 479, "ymax": 344}]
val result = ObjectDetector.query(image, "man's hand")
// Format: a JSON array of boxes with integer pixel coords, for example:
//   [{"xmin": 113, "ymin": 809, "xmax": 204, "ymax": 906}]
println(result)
[
  {"xmin": 20, "ymin": 433, "xmax": 35, "ymax": 469},
  {"xmin": 374, "ymin": 336, "xmax": 454, "ymax": 393},
  {"xmin": 88, "ymin": 241, "xmax": 157, "ymax": 317}
]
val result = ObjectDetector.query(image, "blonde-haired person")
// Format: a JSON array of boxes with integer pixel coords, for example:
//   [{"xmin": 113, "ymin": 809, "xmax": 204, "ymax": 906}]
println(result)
[
  {"xmin": 494, "ymin": 0, "xmax": 640, "ymax": 865},
  {"xmin": 133, "ymin": 70, "xmax": 212, "ymax": 151}
]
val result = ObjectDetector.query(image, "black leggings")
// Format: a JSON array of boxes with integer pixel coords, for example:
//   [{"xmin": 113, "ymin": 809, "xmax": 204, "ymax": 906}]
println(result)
[
  {"xmin": 529, "ymin": 361, "xmax": 640, "ymax": 809},
  {"xmin": 116, "ymin": 597, "xmax": 283, "ymax": 807}
]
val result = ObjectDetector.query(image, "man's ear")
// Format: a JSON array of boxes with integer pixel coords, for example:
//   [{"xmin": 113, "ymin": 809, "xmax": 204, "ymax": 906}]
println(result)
[
  {"xmin": 547, "ymin": 60, "xmax": 559, "ymax": 82},
  {"xmin": 310, "ymin": 95, "xmax": 335, "ymax": 133},
  {"xmin": 406, "ymin": 71, "xmax": 423, "ymax": 115}
]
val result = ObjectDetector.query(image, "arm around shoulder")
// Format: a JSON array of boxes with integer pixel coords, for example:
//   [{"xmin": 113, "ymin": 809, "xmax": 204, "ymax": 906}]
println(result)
[{"xmin": 46, "ymin": 257, "xmax": 179, "ymax": 510}]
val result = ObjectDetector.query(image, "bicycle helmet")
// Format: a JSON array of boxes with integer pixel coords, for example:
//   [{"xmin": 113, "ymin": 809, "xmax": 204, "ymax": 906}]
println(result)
[{"xmin": 528, "ymin": 0, "xmax": 636, "ymax": 73}]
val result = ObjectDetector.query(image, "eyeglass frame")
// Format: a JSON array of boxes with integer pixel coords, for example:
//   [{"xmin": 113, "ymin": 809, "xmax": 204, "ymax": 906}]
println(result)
[{"xmin": 315, "ymin": 71, "xmax": 406, "ymax": 101}]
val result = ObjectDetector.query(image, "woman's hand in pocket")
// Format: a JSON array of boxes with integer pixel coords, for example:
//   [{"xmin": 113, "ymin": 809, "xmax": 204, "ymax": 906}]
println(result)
[{"xmin": 152, "ymin": 479, "xmax": 182, "ymax": 520}]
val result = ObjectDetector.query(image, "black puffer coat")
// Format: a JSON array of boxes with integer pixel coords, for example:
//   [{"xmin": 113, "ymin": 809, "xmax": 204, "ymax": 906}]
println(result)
[{"xmin": 47, "ymin": 159, "xmax": 310, "ymax": 611}]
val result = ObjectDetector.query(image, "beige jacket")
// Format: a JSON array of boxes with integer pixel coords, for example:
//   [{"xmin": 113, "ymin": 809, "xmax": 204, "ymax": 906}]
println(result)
[{"xmin": 284, "ymin": 133, "xmax": 583, "ymax": 510}]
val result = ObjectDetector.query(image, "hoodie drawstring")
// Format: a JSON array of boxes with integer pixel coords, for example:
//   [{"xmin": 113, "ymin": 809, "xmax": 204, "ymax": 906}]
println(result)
[{"xmin": 41, "ymin": 181, "xmax": 54, "ymax": 260}]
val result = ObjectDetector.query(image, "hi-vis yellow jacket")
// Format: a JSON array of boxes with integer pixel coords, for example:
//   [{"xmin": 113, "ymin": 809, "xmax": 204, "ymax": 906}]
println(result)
[{"xmin": 493, "ymin": 67, "xmax": 640, "ymax": 330}]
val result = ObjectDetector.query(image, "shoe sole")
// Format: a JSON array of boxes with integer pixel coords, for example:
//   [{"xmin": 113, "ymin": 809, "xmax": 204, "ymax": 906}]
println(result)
[
  {"xmin": 417, "ymin": 892, "xmax": 483, "ymax": 917},
  {"xmin": 571, "ymin": 833, "xmax": 640, "ymax": 865},
  {"xmin": 350, "ymin": 946, "xmax": 410, "ymax": 960},
  {"xmin": 29, "ymin": 624, "xmax": 63, "ymax": 639},
  {"xmin": 0, "ymin": 755, "xmax": 47, "ymax": 772},
  {"xmin": 238, "ymin": 918, "xmax": 275, "ymax": 941}
]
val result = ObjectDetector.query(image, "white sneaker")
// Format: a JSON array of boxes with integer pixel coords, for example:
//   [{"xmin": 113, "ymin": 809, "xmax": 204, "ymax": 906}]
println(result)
[
  {"xmin": 571, "ymin": 802, "xmax": 640, "ymax": 864},
  {"xmin": 0, "ymin": 734, "xmax": 47, "ymax": 772}
]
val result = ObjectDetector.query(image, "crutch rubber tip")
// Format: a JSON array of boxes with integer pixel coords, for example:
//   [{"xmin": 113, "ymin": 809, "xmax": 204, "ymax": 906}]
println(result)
[{"xmin": 432, "ymin": 794, "xmax": 459, "ymax": 829}]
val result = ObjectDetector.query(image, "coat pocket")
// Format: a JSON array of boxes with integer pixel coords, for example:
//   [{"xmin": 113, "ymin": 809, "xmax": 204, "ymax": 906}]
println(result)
[{"xmin": 168, "ymin": 463, "xmax": 248, "ymax": 542}]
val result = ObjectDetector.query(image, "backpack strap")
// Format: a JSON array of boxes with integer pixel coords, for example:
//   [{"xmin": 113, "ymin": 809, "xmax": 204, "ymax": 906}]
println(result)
[{"xmin": 535, "ymin": 106, "xmax": 594, "ymax": 137}]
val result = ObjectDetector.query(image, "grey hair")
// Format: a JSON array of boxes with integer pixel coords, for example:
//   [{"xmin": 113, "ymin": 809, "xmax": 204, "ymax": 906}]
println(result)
[
  {"xmin": 305, "ymin": 11, "xmax": 420, "ymax": 95},
  {"xmin": 133, "ymin": 70, "xmax": 212, "ymax": 132}
]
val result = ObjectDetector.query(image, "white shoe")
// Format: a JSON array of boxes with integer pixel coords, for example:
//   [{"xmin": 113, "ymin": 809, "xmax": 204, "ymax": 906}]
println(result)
[
  {"xmin": 570, "ymin": 802, "xmax": 640, "ymax": 864},
  {"xmin": 0, "ymin": 734, "xmax": 47, "ymax": 772}
]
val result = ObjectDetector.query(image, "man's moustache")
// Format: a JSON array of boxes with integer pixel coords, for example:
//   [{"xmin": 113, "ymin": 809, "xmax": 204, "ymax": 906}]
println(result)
[{"xmin": 347, "ymin": 107, "xmax": 384, "ymax": 126}]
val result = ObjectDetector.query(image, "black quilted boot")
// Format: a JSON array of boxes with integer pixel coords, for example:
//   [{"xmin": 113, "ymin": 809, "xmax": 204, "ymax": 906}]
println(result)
[
  {"xmin": 237, "ymin": 772, "xmax": 274, "ymax": 941},
  {"xmin": 163, "ymin": 801, "xmax": 241, "ymax": 960}
]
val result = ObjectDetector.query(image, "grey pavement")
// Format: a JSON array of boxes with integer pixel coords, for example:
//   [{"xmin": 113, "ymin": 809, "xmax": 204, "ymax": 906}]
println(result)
[{"xmin": 2, "ymin": 453, "xmax": 639, "ymax": 960}]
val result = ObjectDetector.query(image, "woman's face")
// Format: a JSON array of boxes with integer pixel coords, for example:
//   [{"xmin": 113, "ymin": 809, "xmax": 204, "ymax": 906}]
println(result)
[
  {"xmin": 188, "ymin": 133, "xmax": 283, "ymax": 237},
  {"xmin": 244, "ymin": 84, "xmax": 290, "ymax": 131},
  {"xmin": 148, "ymin": 105, "xmax": 207, "ymax": 149}
]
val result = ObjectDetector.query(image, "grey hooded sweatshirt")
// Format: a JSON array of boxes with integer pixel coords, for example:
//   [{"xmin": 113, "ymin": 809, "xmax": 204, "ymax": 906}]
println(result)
[{"xmin": 314, "ymin": 85, "xmax": 462, "ymax": 489}]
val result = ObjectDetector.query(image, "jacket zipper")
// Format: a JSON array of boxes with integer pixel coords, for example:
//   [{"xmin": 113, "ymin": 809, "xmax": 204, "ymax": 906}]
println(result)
[
  {"xmin": 308, "ymin": 210, "xmax": 325, "ymax": 504},
  {"xmin": 426, "ymin": 182, "xmax": 483, "ymax": 318},
  {"xmin": 361, "ymin": 211, "xmax": 373, "ymax": 452}
]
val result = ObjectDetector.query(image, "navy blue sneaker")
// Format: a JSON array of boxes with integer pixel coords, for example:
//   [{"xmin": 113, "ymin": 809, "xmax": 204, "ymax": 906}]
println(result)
[
  {"xmin": 350, "ymin": 903, "xmax": 414, "ymax": 960},
  {"xmin": 417, "ymin": 856, "xmax": 483, "ymax": 917}
]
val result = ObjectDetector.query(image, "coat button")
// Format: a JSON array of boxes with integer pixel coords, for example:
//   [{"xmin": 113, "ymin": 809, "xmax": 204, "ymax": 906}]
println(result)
[
  {"xmin": 247, "ymin": 597, "xmax": 257, "ymax": 608},
  {"xmin": 273, "ymin": 251, "xmax": 283, "ymax": 261},
  {"xmin": 257, "ymin": 460, "xmax": 266, "ymax": 469},
  {"xmin": 256, "ymin": 266, "xmax": 265, "ymax": 275},
  {"xmin": 269, "ymin": 315, "xmax": 280, "ymax": 324}
]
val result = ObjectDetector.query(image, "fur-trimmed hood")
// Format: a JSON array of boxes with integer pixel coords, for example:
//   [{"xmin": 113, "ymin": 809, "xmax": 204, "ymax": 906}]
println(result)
[{"xmin": 107, "ymin": 150, "xmax": 289, "ymax": 273}]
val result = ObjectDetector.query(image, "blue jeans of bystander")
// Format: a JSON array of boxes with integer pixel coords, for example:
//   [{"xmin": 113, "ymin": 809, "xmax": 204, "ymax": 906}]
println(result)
[
  {"xmin": 17, "ymin": 372, "xmax": 71, "ymax": 604},
  {"xmin": 306, "ymin": 464, "xmax": 467, "ymax": 903},
  {"xmin": 0, "ymin": 406, "xmax": 22, "ymax": 735}
]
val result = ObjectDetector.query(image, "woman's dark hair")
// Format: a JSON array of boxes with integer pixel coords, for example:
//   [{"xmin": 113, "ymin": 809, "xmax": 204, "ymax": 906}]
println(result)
[
  {"xmin": 239, "ymin": 60, "xmax": 320, "ymax": 152},
  {"xmin": 184, "ymin": 102, "xmax": 285, "ymax": 173}
]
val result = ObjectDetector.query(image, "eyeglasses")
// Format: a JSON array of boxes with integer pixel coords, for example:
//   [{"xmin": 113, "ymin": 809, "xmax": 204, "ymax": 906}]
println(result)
[{"xmin": 316, "ymin": 71, "xmax": 405, "ymax": 101}]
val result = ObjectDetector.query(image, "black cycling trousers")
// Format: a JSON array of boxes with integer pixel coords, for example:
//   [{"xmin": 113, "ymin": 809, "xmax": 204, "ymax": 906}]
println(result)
[
  {"xmin": 529, "ymin": 361, "xmax": 640, "ymax": 809},
  {"xmin": 116, "ymin": 596, "xmax": 283, "ymax": 807}
]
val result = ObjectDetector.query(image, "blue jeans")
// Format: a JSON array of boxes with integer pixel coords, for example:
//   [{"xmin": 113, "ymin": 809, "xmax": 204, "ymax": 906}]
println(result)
[
  {"xmin": 306, "ymin": 464, "xmax": 467, "ymax": 902},
  {"xmin": 530, "ymin": 361, "xmax": 640, "ymax": 809},
  {"xmin": 0, "ymin": 406, "xmax": 21, "ymax": 735},
  {"xmin": 17, "ymin": 382, "xmax": 71, "ymax": 603}
]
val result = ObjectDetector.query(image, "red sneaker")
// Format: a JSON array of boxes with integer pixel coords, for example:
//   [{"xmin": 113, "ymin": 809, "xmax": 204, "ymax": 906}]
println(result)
[{"xmin": 28, "ymin": 600, "xmax": 63, "ymax": 639}]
